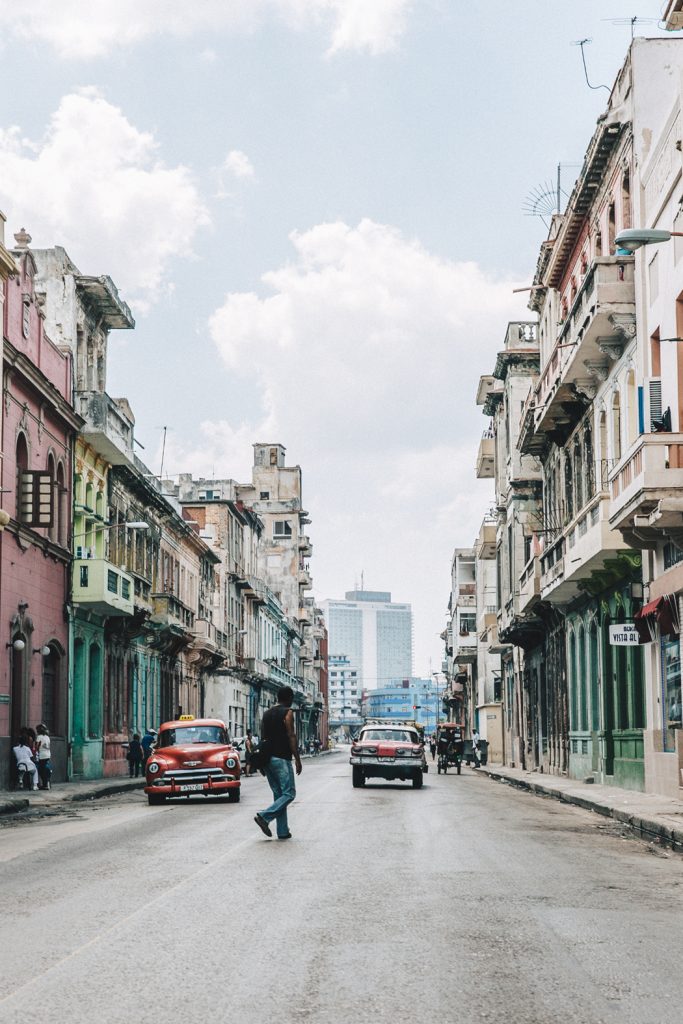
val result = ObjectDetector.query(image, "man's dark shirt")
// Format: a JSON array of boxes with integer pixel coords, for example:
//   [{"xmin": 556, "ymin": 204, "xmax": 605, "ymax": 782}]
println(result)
[{"xmin": 262, "ymin": 704, "xmax": 292, "ymax": 760}]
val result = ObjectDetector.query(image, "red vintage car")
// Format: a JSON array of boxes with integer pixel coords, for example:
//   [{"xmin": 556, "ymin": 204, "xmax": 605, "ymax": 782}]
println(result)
[{"xmin": 144, "ymin": 717, "xmax": 241, "ymax": 806}]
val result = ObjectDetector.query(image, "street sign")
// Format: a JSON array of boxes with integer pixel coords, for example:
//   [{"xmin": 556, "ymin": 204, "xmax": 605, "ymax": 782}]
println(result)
[{"xmin": 609, "ymin": 624, "xmax": 640, "ymax": 646}]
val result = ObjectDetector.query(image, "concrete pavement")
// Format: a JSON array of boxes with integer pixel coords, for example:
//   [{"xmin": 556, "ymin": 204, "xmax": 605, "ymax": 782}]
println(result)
[
  {"xmin": 478, "ymin": 762, "xmax": 683, "ymax": 852},
  {"xmin": 0, "ymin": 748, "xmax": 336, "ymax": 815}
]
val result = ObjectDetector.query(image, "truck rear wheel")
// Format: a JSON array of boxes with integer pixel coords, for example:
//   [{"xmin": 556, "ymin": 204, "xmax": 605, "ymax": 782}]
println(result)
[{"xmin": 352, "ymin": 767, "xmax": 366, "ymax": 788}]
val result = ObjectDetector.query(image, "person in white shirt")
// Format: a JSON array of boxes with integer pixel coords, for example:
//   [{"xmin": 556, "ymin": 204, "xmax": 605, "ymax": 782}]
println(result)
[
  {"xmin": 13, "ymin": 740, "xmax": 39, "ymax": 790},
  {"xmin": 36, "ymin": 723, "xmax": 52, "ymax": 790}
]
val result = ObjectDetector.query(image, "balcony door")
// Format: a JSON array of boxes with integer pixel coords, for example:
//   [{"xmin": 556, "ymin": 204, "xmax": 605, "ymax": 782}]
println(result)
[{"xmin": 602, "ymin": 617, "xmax": 615, "ymax": 777}]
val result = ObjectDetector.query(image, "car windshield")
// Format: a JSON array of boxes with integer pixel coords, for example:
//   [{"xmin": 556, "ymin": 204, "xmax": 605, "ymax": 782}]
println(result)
[
  {"xmin": 360, "ymin": 730, "xmax": 418, "ymax": 743},
  {"xmin": 158, "ymin": 726, "xmax": 228, "ymax": 747}
]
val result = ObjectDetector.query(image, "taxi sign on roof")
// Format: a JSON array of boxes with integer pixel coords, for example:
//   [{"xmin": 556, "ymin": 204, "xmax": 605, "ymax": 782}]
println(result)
[{"xmin": 178, "ymin": 714, "xmax": 195, "ymax": 720}]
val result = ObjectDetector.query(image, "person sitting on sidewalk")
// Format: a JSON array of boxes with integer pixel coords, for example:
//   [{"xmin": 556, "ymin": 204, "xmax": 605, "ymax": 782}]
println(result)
[{"xmin": 13, "ymin": 737, "xmax": 39, "ymax": 790}]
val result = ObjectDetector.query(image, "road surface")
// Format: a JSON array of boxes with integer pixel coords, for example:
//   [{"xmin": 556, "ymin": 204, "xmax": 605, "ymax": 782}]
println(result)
[{"xmin": 1, "ymin": 751, "xmax": 682, "ymax": 1023}]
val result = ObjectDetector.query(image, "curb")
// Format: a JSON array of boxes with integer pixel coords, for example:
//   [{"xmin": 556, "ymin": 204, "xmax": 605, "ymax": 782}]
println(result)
[
  {"xmin": 68, "ymin": 780, "xmax": 147, "ymax": 802},
  {"xmin": 0, "ymin": 797, "xmax": 29, "ymax": 816},
  {"xmin": 481, "ymin": 767, "xmax": 683, "ymax": 853}
]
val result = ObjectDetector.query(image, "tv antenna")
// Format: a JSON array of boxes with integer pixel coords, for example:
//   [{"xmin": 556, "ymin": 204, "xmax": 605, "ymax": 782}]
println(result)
[
  {"xmin": 602, "ymin": 16, "xmax": 660, "ymax": 40},
  {"xmin": 572, "ymin": 38, "xmax": 610, "ymax": 92},
  {"xmin": 523, "ymin": 163, "xmax": 580, "ymax": 227}
]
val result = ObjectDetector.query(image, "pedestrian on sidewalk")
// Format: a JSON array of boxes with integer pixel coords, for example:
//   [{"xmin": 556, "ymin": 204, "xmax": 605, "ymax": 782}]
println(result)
[
  {"xmin": 254, "ymin": 686, "xmax": 302, "ymax": 841},
  {"xmin": 13, "ymin": 737, "xmax": 39, "ymax": 790},
  {"xmin": 127, "ymin": 733, "xmax": 144, "ymax": 778},
  {"xmin": 35, "ymin": 723, "xmax": 52, "ymax": 790},
  {"xmin": 429, "ymin": 735, "xmax": 436, "ymax": 761}
]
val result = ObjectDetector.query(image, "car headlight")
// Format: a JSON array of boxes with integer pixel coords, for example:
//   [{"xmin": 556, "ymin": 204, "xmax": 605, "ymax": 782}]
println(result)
[
  {"xmin": 147, "ymin": 761, "xmax": 160, "ymax": 774},
  {"xmin": 395, "ymin": 749, "xmax": 408, "ymax": 758},
  {"xmin": 225, "ymin": 757, "xmax": 236, "ymax": 769}
]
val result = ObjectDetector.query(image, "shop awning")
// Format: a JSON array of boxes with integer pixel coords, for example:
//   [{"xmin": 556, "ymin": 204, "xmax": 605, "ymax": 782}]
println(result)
[{"xmin": 634, "ymin": 595, "xmax": 680, "ymax": 643}]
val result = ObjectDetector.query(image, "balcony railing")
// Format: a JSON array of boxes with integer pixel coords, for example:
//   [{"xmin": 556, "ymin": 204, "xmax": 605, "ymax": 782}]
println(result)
[
  {"xmin": 609, "ymin": 432, "xmax": 683, "ymax": 533},
  {"xmin": 75, "ymin": 391, "xmax": 135, "ymax": 466},
  {"xmin": 533, "ymin": 258, "xmax": 635, "ymax": 432},
  {"xmin": 476, "ymin": 431, "xmax": 495, "ymax": 479}
]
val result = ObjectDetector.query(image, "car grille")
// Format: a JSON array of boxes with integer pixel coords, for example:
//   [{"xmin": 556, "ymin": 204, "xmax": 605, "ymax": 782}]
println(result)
[{"xmin": 164, "ymin": 768, "xmax": 231, "ymax": 784}]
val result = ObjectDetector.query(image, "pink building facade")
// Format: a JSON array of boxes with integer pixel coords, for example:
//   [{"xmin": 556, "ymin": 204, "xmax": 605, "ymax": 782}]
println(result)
[{"xmin": 0, "ymin": 230, "xmax": 80, "ymax": 788}]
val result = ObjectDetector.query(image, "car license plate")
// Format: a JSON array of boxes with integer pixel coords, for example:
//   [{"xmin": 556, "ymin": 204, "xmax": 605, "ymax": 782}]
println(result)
[
  {"xmin": 179, "ymin": 783, "xmax": 204, "ymax": 792},
  {"xmin": 378, "ymin": 756, "xmax": 394, "ymax": 763}
]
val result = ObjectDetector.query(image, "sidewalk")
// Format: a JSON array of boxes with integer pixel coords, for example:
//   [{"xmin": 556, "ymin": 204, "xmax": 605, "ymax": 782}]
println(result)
[
  {"xmin": 480, "ymin": 763, "xmax": 683, "ymax": 852},
  {"xmin": 0, "ymin": 775, "xmax": 146, "ymax": 815}
]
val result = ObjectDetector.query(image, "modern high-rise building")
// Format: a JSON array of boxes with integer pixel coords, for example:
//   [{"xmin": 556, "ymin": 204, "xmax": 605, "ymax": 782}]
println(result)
[{"xmin": 322, "ymin": 590, "xmax": 413, "ymax": 693}]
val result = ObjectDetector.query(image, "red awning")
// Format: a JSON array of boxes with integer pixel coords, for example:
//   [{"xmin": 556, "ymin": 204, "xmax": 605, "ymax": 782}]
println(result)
[{"xmin": 634, "ymin": 594, "xmax": 679, "ymax": 642}]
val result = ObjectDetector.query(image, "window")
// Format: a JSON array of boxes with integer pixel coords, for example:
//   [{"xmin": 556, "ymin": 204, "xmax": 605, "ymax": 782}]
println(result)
[
  {"xmin": 121, "ymin": 578, "xmax": 131, "ymax": 600},
  {"xmin": 660, "ymin": 636, "xmax": 682, "ymax": 752},
  {"xmin": 260, "ymin": 491, "xmax": 270, "ymax": 500},
  {"xmin": 107, "ymin": 570, "xmax": 118, "ymax": 594},
  {"xmin": 80, "ymin": 565, "xmax": 89, "ymax": 587},
  {"xmin": 273, "ymin": 520, "xmax": 292, "ymax": 538}
]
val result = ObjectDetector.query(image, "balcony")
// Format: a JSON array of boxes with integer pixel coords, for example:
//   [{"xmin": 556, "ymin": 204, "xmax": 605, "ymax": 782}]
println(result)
[
  {"xmin": 74, "ymin": 391, "xmax": 135, "ymax": 466},
  {"xmin": 477, "ymin": 608, "xmax": 497, "ymax": 638},
  {"xmin": 298, "ymin": 567, "xmax": 313, "ymax": 590},
  {"xmin": 476, "ymin": 431, "xmax": 495, "ymax": 478},
  {"xmin": 73, "ymin": 559, "xmax": 134, "ymax": 616},
  {"xmin": 151, "ymin": 591, "xmax": 195, "ymax": 630},
  {"xmin": 609, "ymin": 433, "xmax": 683, "ymax": 545},
  {"xmin": 454, "ymin": 583, "xmax": 476, "ymax": 608},
  {"xmin": 540, "ymin": 494, "xmax": 632, "ymax": 603},
  {"xmin": 518, "ymin": 556, "xmax": 541, "ymax": 613},
  {"xmin": 533, "ymin": 258, "xmax": 635, "ymax": 437},
  {"xmin": 453, "ymin": 630, "xmax": 477, "ymax": 665},
  {"xmin": 476, "ymin": 520, "xmax": 496, "ymax": 560}
]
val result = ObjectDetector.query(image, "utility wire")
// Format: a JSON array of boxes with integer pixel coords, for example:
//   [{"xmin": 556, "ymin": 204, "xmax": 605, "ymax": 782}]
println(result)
[{"xmin": 574, "ymin": 38, "xmax": 610, "ymax": 92}]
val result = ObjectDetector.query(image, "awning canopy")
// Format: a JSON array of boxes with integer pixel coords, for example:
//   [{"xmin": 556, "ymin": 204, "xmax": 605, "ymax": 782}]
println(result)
[{"xmin": 634, "ymin": 595, "xmax": 680, "ymax": 643}]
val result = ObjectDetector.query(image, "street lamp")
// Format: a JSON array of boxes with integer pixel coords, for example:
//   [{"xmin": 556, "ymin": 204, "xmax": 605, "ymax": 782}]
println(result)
[
  {"xmin": 73, "ymin": 521, "xmax": 150, "ymax": 539},
  {"xmin": 614, "ymin": 228, "xmax": 683, "ymax": 253}
]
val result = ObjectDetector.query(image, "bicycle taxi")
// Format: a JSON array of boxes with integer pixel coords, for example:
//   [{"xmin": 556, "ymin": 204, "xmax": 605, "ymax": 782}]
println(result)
[{"xmin": 436, "ymin": 722, "xmax": 464, "ymax": 775}]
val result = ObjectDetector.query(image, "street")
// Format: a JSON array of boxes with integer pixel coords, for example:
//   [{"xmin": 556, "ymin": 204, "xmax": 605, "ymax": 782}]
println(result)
[{"xmin": 1, "ymin": 752, "xmax": 683, "ymax": 1024}]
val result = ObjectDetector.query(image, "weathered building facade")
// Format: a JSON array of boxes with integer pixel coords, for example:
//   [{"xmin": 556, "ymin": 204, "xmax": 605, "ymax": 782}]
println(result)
[{"xmin": 0, "ymin": 231, "xmax": 80, "ymax": 787}]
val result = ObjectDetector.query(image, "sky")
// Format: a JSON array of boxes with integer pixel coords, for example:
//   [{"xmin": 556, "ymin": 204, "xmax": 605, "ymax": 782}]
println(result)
[{"xmin": 0, "ymin": 1, "xmax": 677, "ymax": 677}]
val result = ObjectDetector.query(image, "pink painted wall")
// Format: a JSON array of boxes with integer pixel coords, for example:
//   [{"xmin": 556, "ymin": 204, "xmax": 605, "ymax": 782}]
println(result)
[{"xmin": 0, "ymin": 251, "xmax": 74, "ymax": 785}]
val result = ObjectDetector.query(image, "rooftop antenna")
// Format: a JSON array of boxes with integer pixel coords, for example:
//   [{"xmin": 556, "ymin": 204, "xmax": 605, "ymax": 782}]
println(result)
[
  {"xmin": 159, "ymin": 425, "xmax": 167, "ymax": 481},
  {"xmin": 602, "ymin": 16, "xmax": 660, "ymax": 40},
  {"xmin": 360, "ymin": 569, "xmax": 364, "ymax": 592},
  {"xmin": 523, "ymin": 163, "xmax": 580, "ymax": 226},
  {"xmin": 571, "ymin": 38, "xmax": 610, "ymax": 93}
]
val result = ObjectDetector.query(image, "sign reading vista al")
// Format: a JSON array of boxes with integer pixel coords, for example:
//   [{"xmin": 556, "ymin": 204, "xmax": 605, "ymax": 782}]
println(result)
[{"xmin": 608, "ymin": 624, "xmax": 640, "ymax": 646}]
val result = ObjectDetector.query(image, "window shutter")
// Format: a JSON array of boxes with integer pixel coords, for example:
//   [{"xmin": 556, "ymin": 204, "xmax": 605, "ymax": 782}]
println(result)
[
  {"xmin": 649, "ymin": 377, "xmax": 662, "ymax": 431},
  {"xmin": 19, "ymin": 470, "xmax": 54, "ymax": 528}
]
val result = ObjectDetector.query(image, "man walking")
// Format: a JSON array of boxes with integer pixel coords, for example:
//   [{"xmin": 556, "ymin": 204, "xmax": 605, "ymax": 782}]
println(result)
[{"xmin": 254, "ymin": 686, "xmax": 302, "ymax": 840}]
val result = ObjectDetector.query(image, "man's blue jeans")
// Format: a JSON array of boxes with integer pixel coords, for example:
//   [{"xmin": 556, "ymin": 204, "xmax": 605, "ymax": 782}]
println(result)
[{"xmin": 259, "ymin": 757, "xmax": 296, "ymax": 837}]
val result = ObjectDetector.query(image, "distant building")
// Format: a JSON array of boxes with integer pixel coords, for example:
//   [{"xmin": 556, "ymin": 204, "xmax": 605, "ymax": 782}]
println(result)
[
  {"xmin": 322, "ymin": 589, "xmax": 413, "ymax": 692},
  {"xmin": 362, "ymin": 678, "xmax": 445, "ymax": 732},
  {"xmin": 328, "ymin": 654, "xmax": 362, "ymax": 734}
]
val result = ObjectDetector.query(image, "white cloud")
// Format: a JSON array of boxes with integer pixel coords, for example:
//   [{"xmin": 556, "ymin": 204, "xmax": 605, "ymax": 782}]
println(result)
[
  {"xmin": 194, "ymin": 219, "xmax": 528, "ymax": 671},
  {"xmin": 0, "ymin": 88, "xmax": 209, "ymax": 308},
  {"xmin": 0, "ymin": 0, "xmax": 412, "ymax": 58},
  {"xmin": 224, "ymin": 150, "xmax": 255, "ymax": 180}
]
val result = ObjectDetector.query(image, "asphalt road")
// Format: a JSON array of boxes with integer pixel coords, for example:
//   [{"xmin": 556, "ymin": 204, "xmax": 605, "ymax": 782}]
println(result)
[{"xmin": 1, "ymin": 752, "xmax": 683, "ymax": 1024}]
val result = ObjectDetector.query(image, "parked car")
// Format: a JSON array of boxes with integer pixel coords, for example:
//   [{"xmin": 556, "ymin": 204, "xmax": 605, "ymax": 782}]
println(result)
[
  {"xmin": 349, "ymin": 725, "xmax": 427, "ymax": 789},
  {"xmin": 144, "ymin": 716, "xmax": 241, "ymax": 806}
]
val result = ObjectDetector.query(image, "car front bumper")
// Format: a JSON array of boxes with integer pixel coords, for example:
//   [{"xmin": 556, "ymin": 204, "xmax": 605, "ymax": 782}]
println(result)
[{"xmin": 144, "ymin": 776, "xmax": 240, "ymax": 797}]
